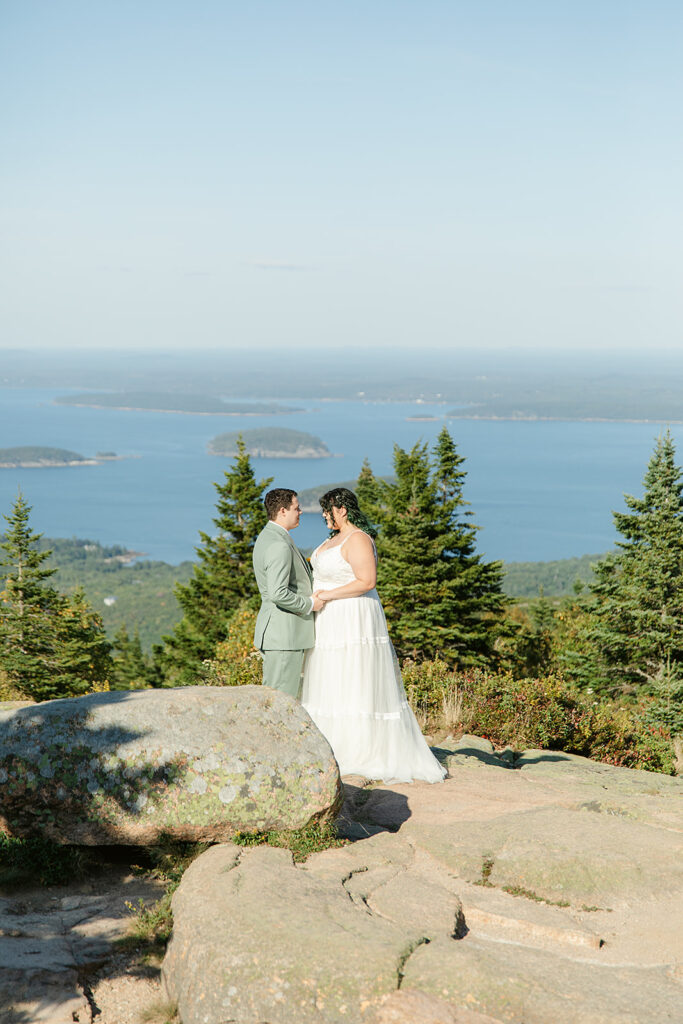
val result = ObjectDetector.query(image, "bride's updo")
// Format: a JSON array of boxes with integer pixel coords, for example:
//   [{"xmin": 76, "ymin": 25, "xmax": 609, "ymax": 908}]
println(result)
[{"xmin": 319, "ymin": 487, "xmax": 376, "ymax": 537}]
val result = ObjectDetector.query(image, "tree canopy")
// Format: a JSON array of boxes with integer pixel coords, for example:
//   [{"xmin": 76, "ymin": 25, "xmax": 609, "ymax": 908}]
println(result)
[
  {"xmin": 0, "ymin": 493, "xmax": 111, "ymax": 700},
  {"xmin": 159, "ymin": 438, "xmax": 272, "ymax": 684},
  {"xmin": 581, "ymin": 430, "xmax": 683, "ymax": 697},
  {"xmin": 359, "ymin": 427, "xmax": 507, "ymax": 665}
]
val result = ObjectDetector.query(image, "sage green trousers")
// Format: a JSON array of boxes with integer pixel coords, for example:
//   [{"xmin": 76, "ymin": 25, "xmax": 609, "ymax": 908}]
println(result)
[{"xmin": 261, "ymin": 649, "xmax": 305, "ymax": 700}]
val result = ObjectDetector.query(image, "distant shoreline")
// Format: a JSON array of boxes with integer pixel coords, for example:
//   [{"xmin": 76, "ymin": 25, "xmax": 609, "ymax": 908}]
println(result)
[
  {"xmin": 0, "ymin": 455, "xmax": 136, "ymax": 469},
  {"xmin": 447, "ymin": 414, "xmax": 683, "ymax": 424},
  {"xmin": 54, "ymin": 401, "xmax": 295, "ymax": 416},
  {"xmin": 208, "ymin": 448, "xmax": 334, "ymax": 459},
  {"xmin": 52, "ymin": 398, "xmax": 683, "ymax": 425},
  {"xmin": 0, "ymin": 459, "xmax": 99, "ymax": 468}
]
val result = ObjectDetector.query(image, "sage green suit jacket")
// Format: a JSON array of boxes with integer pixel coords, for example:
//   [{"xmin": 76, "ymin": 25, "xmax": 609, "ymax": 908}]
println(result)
[{"xmin": 252, "ymin": 522, "xmax": 315, "ymax": 651}]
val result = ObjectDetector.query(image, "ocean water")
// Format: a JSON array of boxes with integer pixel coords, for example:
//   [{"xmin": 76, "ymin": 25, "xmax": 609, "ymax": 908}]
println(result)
[{"xmin": 0, "ymin": 387, "xmax": 675, "ymax": 564}]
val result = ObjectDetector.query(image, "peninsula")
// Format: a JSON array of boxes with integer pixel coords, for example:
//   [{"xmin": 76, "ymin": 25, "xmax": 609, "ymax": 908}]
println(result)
[
  {"xmin": 208, "ymin": 428, "xmax": 332, "ymax": 459},
  {"xmin": 55, "ymin": 392, "xmax": 299, "ymax": 415},
  {"xmin": 0, "ymin": 447, "xmax": 124, "ymax": 468}
]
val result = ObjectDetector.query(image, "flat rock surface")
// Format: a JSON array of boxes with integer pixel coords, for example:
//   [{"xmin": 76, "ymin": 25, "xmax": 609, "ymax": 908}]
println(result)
[
  {"xmin": 0, "ymin": 686, "xmax": 342, "ymax": 845},
  {"xmin": 164, "ymin": 740, "xmax": 683, "ymax": 1023},
  {"xmin": 0, "ymin": 868, "xmax": 165, "ymax": 1024},
  {"xmin": 5, "ymin": 738, "xmax": 682, "ymax": 1023}
]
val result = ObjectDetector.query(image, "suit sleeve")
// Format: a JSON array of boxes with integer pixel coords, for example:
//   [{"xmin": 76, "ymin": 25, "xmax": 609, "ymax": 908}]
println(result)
[{"xmin": 265, "ymin": 542, "xmax": 312, "ymax": 617}]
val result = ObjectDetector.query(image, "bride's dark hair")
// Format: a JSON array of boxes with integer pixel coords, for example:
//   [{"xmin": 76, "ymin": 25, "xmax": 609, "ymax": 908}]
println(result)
[{"xmin": 319, "ymin": 487, "xmax": 376, "ymax": 537}]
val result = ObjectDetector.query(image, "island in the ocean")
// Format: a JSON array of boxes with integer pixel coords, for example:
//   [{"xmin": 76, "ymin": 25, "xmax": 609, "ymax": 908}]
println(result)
[
  {"xmin": 297, "ymin": 476, "xmax": 395, "ymax": 512},
  {"xmin": 208, "ymin": 428, "xmax": 332, "ymax": 459},
  {"xmin": 55, "ymin": 392, "xmax": 299, "ymax": 415},
  {"xmin": 0, "ymin": 447, "xmax": 127, "ymax": 468}
]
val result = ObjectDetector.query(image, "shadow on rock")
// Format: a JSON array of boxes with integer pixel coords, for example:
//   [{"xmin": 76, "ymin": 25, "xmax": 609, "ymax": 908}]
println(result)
[
  {"xmin": 337, "ymin": 783, "xmax": 411, "ymax": 839},
  {"xmin": 0, "ymin": 686, "xmax": 342, "ymax": 847}
]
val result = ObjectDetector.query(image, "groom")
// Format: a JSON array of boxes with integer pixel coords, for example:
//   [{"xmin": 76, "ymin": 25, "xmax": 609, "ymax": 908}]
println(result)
[{"xmin": 252, "ymin": 488, "xmax": 322, "ymax": 699}]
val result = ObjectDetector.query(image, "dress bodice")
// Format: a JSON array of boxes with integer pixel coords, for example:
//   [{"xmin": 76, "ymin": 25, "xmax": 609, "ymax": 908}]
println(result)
[{"xmin": 311, "ymin": 542, "xmax": 358, "ymax": 587}]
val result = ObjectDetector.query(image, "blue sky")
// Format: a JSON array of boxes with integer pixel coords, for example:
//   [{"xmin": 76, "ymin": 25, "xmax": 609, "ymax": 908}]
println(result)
[{"xmin": 1, "ymin": 1, "xmax": 682, "ymax": 352}]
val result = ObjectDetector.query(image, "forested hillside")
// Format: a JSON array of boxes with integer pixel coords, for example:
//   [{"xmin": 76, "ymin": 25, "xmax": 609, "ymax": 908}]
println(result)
[
  {"xmin": 28, "ymin": 537, "xmax": 603, "ymax": 648},
  {"xmin": 501, "ymin": 553, "xmax": 600, "ymax": 598},
  {"xmin": 38, "ymin": 538, "xmax": 194, "ymax": 649}
]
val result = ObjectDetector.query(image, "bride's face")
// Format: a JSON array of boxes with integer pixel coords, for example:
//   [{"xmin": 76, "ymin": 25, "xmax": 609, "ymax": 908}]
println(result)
[{"xmin": 322, "ymin": 506, "xmax": 345, "ymax": 530}]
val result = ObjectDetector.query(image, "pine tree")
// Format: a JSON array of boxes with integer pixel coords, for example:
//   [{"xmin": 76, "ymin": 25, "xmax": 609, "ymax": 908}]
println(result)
[
  {"xmin": 110, "ymin": 624, "xmax": 152, "ymax": 689},
  {"xmin": 160, "ymin": 438, "xmax": 272, "ymax": 684},
  {"xmin": 583, "ymin": 430, "xmax": 683, "ymax": 694},
  {"xmin": 370, "ymin": 427, "xmax": 506, "ymax": 664},
  {"xmin": 0, "ymin": 493, "xmax": 111, "ymax": 700},
  {"xmin": 500, "ymin": 590, "xmax": 556, "ymax": 678},
  {"xmin": 48, "ymin": 588, "xmax": 112, "ymax": 698},
  {"xmin": 355, "ymin": 458, "xmax": 383, "ymax": 532}
]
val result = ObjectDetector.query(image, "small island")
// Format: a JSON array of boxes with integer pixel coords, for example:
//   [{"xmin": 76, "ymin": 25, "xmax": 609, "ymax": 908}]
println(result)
[
  {"xmin": 55, "ymin": 392, "xmax": 300, "ymax": 416},
  {"xmin": 208, "ymin": 428, "xmax": 332, "ymax": 459},
  {"xmin": 0, "ymin": 447, "xmax": 126, "ymax": 468},
  {"xmin": 298, "ymin": 475, "xmax": 395, "ymax": 511}
]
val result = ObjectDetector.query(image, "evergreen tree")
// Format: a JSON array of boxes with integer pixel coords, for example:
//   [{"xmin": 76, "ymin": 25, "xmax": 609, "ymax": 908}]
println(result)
[
  {"xmin": 355, "ymin": 458, "xmax": 382, "ymax": 535},
  {"xmin": 160, "ymin": 438, "xmax": 272, "ymax": 684},
  {"xmin": 110, "ymin": 624, "xmax": 152, "ymax": 689},
  {"xmin": 498, "ymin": 590, "xmax": 557, "ymax": 678},
  {"xmin": 0, "ymin": 493, "xmax": 111, "ymax": 700},
  {"xmin": 49, "ymin": 588, "xmax": 112, "ymax": 698},
  {"xmin": 0, "ymin": 493, "xmax": 57, "ymax": 695},
  {"xmin": 583, "ymin": 430, "xmax": 683, "ymax": 695},
  {"xmin": 369, "ymin": 427, "xmax": 506, "ymax": 664}
]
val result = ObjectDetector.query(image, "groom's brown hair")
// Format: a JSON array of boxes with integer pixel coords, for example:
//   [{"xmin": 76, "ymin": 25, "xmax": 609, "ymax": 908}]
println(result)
[{"xmin": 265, "ymin": 488, "xmax": 298, "ymax": 520}]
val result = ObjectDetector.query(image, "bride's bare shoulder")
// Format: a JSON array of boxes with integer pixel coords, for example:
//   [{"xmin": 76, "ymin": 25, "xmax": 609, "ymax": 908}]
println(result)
[{"xmin": 344, "ymin": 530, "xmax": 375, "ymax": 552}]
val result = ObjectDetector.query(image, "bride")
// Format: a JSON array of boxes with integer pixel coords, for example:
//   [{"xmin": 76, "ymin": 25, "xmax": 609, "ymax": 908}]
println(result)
[{"xmin": 301, "ymin": 487, "xmax": 446, "ymax": 784}]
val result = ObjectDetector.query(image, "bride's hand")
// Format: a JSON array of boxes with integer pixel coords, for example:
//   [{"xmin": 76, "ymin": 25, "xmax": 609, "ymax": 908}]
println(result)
[{"xmin": 314, "ymin": 589, "xmax": 331, "ymax": 603}]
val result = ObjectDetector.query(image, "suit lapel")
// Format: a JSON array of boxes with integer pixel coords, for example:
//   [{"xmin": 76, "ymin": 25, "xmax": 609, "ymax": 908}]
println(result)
[
  {"xmin": 267, "ymin": 522, "xmax": 312, "ymax": 580},
  {"xmin": 290, "ymin": 536, "xmax": 313, "ymax": 580}
]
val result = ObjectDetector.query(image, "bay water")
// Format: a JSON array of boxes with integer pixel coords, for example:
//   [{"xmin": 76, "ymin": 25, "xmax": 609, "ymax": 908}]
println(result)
[{"xmin": 0, "ymin": 387, "xmax": 675, "ymax": 565}]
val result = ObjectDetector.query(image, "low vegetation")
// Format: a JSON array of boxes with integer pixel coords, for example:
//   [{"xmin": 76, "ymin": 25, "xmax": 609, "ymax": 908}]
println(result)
[
  {"xmin": 0, "ymin": 832, "xmax": 97, "ymax": 888},
  {"xmin": 232, "ymin": 819, "xmax": 348, "ymax": 862},
  {"xmin": 403, "ymin": 661, "xmax": 677, "ymax": 775}
]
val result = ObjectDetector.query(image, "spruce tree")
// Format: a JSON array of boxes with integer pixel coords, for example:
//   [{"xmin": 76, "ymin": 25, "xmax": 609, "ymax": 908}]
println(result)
[
  {"xmin": 111, "ymin": 624, "xmax": 152, "ymax": 689},
  {"xmin": 355, "ymin": 458, "xmax": 382, "ymax": 536},
  {"xmin": 49, "ymin": 589, "xmax": 112, "ymax": 698},
  {"xmin": 0, "ymin": 493, "xmax": 111, "ymax": 700},
  {"xmin": 370, "ymin": 427, "xmax": 506, "ymax": 664},
  {"xmin": 160, "ymin": 438, "xmax": 272, "ymax": 684},
  {"xmin": 584, "ymin": 430, "xmax": 683, "ymax": 694}
]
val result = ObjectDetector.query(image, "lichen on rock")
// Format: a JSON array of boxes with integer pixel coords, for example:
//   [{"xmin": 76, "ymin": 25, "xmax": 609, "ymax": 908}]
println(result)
[{"xmin": 0, "ymin": 686, "xmax": 342, "ymax": 846}]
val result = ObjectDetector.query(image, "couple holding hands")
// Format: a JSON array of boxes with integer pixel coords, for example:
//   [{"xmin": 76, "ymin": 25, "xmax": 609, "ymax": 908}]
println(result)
[{"xmin": 252, "ymin": 486, "xmax": 445, "ymax": 784}]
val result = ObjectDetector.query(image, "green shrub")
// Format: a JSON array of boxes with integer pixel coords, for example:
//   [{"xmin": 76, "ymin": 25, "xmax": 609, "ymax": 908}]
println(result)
[
  {"xmin": 0, "ymin": 667, "xmax": 26, "ymax": 701},
  {"xmin": 119, "ymin": 839, "xmax": 209, "ymax": 956},
  {"xmin": 201, "ymin": 604, "xmax": 262, "ymax": 687},
  {"xmin": 0, "ymin": 833, "xmax": 95, "ymax": 888},
  {"xmin": 403, "ymin": 660, "xmax": 676, "ymax": 775},
  {"xmin": 233, "ymin": 819, "xmax": 347, "ymax": 862}
]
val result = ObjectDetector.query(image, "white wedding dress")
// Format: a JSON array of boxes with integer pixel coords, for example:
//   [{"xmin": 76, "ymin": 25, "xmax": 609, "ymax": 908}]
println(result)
[{"xmin": 301, "ymin": 532, "xmax": 446, "ymax": 783}]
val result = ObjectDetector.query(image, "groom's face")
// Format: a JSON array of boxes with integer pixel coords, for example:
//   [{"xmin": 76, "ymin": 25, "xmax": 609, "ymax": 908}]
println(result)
[{"xmin": 280, "ymin": 494, "xmax": 302, "ymax": 531}]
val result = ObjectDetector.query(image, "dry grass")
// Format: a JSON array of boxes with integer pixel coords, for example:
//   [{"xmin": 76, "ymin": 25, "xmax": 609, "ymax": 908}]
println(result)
[
  {"xmin": 673, "ymin": 735, "xmax": 683, "ymax": 776},
  {"xmin": 414, "ymin": 683, "xmax": 464, "ymax": 736},
  {"xmin": 139, "ymin": 1000, "xmax": 180, "ymax": 1024}
]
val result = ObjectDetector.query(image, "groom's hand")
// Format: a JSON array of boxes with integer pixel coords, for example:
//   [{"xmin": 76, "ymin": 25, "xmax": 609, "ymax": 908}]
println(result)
[{"xmin": 312, "ymin": 594, "xmax": 324, "ymax": 612}]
